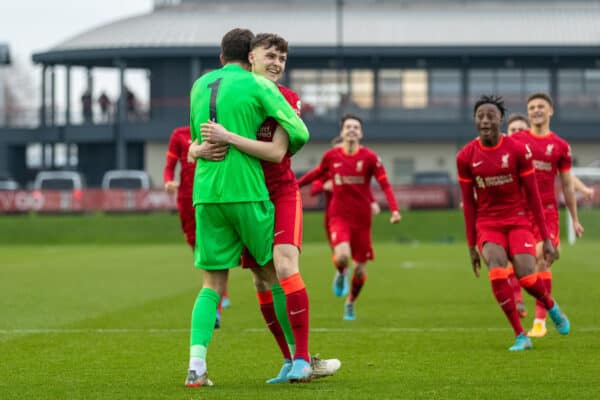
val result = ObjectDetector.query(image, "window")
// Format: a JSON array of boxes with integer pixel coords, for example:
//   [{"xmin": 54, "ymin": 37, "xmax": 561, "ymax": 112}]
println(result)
[
  {"xmin": 290, "ymin": 69, "xmax": 348, "ymax": 120},
  {"xmin": 393, "ymin": 158, "xmax": 414, "ymax": 185},
  {"xmin": 558, "ymin": 69, "xmax": 600, "ymax": 120}
]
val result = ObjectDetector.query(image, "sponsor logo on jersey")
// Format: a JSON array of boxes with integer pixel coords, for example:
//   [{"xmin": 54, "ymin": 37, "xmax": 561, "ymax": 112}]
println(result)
[{"xmin": 472, "ymin": 161, "xmax": 483, "ymax": 167}]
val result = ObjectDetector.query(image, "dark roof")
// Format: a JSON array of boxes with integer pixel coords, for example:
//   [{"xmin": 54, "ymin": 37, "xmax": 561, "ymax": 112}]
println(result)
[{"xmin": 33, "ymin": 1, "xmax": 600, "ymax": 65}]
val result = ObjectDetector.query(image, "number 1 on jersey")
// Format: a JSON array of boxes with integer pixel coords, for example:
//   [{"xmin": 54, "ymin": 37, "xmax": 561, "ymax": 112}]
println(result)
[{"xmin": 207, "ymin": 78, "xmax": 222, "ymax": 122}]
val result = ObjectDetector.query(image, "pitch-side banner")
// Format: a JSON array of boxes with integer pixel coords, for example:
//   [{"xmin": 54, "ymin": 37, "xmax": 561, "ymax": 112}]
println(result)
[{"xmin": 1, "ymin": 185, "xmax": 598, "ymax": 213}]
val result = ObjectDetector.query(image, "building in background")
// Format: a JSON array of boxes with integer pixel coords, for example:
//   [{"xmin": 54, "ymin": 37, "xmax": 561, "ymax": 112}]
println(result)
[{"xmin": 1, "ymin": 0, "xmax": 600, "ymax": 187}]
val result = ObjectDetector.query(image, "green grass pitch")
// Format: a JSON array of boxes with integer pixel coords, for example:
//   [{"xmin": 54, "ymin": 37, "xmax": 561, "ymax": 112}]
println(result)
[{"xmin": 1, "ymin": 237, "xmax": 600, "ymax": 399}]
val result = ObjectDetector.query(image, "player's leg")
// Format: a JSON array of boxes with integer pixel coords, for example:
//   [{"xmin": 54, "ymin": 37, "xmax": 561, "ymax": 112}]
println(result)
[
  {"xmin": 180, "ymin": 199, "xmax": 225, "ymax": 328},
  {"xmin": 479, "ymin": 229, "xmax": 530, "ymax": 351},
  {"xmin": 187, "ymin": 269, "xmax": 227, "ymax": 387},
  {"xmin": 343, "ymin": 262, "xmax": 366, "ymax": 321},
  {"xmin": 506, "ymin": 263, "xmax": 526, "ymax": 318},
  {"xmin": 186, "ymin": 204, "xmax": 242, "ymax": 387},
  {"xmin": 264, "ymin": 190, "xmax": 311, "ymax": 381},
  {"xmin": 509, "ymin": 228, "xmax": 569, "ymax": 336},
  {"xmin": 343, "ymin": 226, "xmax": 373, "ymax": 320},
  {"xmin": 529, "ymin": 210, "xmax": 560, "ymax": 336},
  {"xmin": 248, "ymin": 261, "xmax": 295, "ymax": 383}
]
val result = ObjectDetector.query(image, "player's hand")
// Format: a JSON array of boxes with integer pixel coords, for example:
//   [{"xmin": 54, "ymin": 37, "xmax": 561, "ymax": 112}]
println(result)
[
  {"xmin": 573, "ymin": 220, "xmax": 584, "ymax": 238},
  {"xmin": 164, "ymin": 181, "xmax": 179, "ymax": 194},
  {"xmin": 370, "ymin": 202, "xmax": 381, "ymax": 216},
  {"xmin": 390, "ymin": 210, "xmax": 401, "ymax": 224},
  {"xmin": 581, "ymin": 186, "xmax": 594, "ymax": 201},
  {"xmin": 200, "ymin": 121, "xmax": 232, "ymax": 145},
  {"xmin": 542, "ymin": 238, "xmax": 556, "ymax": 264},
  {"xmin": 469, "ymin": 246, "xmax": 481, "ymax": 277},
  {"xmin": 322, "ymin": 180, "xmax": 333, "ymax": 192},
  {"xmin": 188, "ymin": 139, "xmax": 228, "ymax": 162}
]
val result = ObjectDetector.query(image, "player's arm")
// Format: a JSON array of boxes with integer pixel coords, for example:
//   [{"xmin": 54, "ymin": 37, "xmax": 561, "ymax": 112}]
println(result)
[
  {"xmin": 163, "ymin": 132, "xmax": 179, "ymax": 194},
  {"xmin": 573, "ymin": 174, "xmax": 594, "ymax": 200},
  {"xmin": 518, "ymin": 149, "xmax": 555, "ymax": 263},
  {"xmin": 557, "ymin": 142, "xmax": 584, "ymax": 237},
  {"xmin": 521, "ymin": 170, "xmax": 555, "ymax": 262},
  {"xmin": 372, "ymin": 157, "xmax": 401, "ymax": 223},
  {"xmin": 368, "ymin": 187, "xmax": 381, "ymax": 215},
  {"xmin": 559, "ymin": 170, "xmax": 584, "ymax": 237},
  {"xmin": 200, "ymin": 121, "xmax": 288, "ymax": 163},
  {"xmin": 256, "ymin": 77, "xmax": 309, "ymax": 154},
  {"xmin": 456, "ymin": 153, "xmax": 480, "ymax": 276},
  {"xmin": 310, "ymin": 179, "xmax": 325, "ymax": 196},
  {"xmin": 297, "ymin": 162, "xmax": 328, "ymax": 188},
  {"xmin": 188, "ymin": 139, "xmax": 228, "ymax": 162}
]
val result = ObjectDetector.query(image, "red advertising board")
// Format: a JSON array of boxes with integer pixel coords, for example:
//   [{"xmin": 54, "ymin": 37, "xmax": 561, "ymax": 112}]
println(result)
[{"xmin": 1, "ymin": 184, "xmax": 598, "ymax": 213}]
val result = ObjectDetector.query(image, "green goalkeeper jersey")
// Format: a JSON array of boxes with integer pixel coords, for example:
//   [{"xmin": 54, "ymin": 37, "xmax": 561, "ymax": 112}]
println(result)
[{"xmin": 190, "ymin": 64, "xmax": 309, "ymax": 205}]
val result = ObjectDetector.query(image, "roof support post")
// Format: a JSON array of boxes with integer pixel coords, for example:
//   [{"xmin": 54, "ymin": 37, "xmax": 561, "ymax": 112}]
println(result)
[
  {"xmin": 65, "ymin": 66, "xmax": 71, "ymax": 126},
  {"xmin": 116, "ymin": 60, "xmax": 127, "ymax": 169},
  {"xmin": 50, "ymin": 66, "xmax": 55, "ymax": 127},
  {"xmin": 40, "ymin": 65, "xmax": 47, "ymax": 127}
]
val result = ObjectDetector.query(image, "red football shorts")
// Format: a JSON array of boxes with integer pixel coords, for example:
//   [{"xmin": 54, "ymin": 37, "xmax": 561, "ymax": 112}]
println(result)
[
  {"xmin": 530, "ymin": 208, "xmax": 560, "ymax": 247},
  {"xmin": 328, "ymin": 217, "xmax": 374, "ymax": 263},
  {"xmin": 242, "ymin": 188, "xmax": 302, "ymax": 269},
  {"xmin": 178, "ymin": 197, "xmax": 196, "ymax": 249},
  {"xmin": 477, "ymin": 222, "xmax": 536, "ymax": 258}
]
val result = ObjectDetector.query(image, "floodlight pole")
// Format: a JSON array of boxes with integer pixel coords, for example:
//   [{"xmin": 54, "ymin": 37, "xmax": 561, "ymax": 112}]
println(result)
[{"xmin": 336, "ymin": 0, "xmax": 344, "ymax": 116}]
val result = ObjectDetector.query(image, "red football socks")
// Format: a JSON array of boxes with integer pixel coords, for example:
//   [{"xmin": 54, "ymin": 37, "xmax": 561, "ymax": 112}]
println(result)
[
  {"xmin": 280, "ymin": 273, "xmax": 310, "ymax": 362},
  {"xmin": 489, "ymin": 268, "xmax": 524, "ymax": 336}
]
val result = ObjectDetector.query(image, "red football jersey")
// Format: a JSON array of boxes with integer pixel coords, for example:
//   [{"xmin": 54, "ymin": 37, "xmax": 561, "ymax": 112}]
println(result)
[
  {"xmin": 298, "ymin": 146, "xmax": 398, "ymax": 227},
  {"xmin": 457, "ymin": 135, "xmax": 533, "ymax": 224},
  {"xmin": 510, "ymin": 129, "xmax": 572, "ymax": 207},
  {"xmin": 163, "ymin": 126, "xmax": 196, "ymax": 199},
  {"xmin": 257, "ymin": 84, "xmax": 302, "ymax": 195}
]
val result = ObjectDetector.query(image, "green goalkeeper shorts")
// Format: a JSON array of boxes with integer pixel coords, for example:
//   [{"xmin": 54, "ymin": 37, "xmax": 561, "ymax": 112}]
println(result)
[{"xmin": 194, "ymin": 200, "xmax": 274, "ymax": 270}]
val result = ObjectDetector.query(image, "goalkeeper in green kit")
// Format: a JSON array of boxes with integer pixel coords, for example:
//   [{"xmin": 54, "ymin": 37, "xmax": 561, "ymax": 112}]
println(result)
[{"xmin": 184, "ymin": 28, "xmax": 309, "ymax": 387}]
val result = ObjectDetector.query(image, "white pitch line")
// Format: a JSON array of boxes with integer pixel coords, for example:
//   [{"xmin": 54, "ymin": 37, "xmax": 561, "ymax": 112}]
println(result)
[{"xmin": 1, "ymin": 327, "xmax": 600, "ymax": 335}]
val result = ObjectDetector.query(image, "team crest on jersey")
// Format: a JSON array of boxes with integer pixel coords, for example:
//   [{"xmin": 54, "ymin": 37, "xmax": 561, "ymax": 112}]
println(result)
[
  {"xmin": 356, "ymin": 160, "xmax": 364, "ymax": 172},
  {"xmin": 525, "ymin": 144, "xmax": 533, "ymax": 159},
  {"xmin": 545, "ymin": 144, "xmax": 554, "ymax": 156},
  {"xmin": 501, "ymin": 153, "xmax": 510, "ymax": 168}
]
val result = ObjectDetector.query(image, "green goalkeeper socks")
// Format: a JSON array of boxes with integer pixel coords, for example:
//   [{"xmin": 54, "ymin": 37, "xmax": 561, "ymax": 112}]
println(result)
[
  {"xmin": 190, "ymin": 287, "xmax": 220, "ymax": 356},
  {"xmin": 271, "ymin": 283, "xmax": 296, "ymax": 354}
]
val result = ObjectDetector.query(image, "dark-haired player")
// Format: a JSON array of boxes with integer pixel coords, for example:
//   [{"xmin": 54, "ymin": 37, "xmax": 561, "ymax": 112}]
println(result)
[
  {"xmin": 456, "ymin": 95, "xmax": 570, "ymax": 351},
  {"xmin": 297, "ymin": 114, "xmax": 401, "ymax": 321},
  {"xmin": 185, "ymin": 28, "xmax": 309, "ymax": 387},
  {"xmin": 163, "ymin": 126, "xmax": 230, "ymax": 328},
  {"xmin": 195, "ymin": 32, "xmax": 340, "ymax": 383}
]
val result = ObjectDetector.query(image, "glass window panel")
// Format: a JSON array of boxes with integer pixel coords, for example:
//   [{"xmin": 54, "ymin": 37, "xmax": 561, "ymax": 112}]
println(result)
[
  {"xmin": 290, "ymin": 69, "xmax": 348, "ymax": 120},
  {"xmin": 524, "ymin": 70, "xmax": 550, "ymax": 94},
  {"xmin": 402, "ymin": 70, "xmax": 427, "ymax": 108},
  {"xmin": 379, "ymin": 69, "xmax": 403, "ymax": 108},
  {"xmin": 468, "ymin": 70, "xmax": 494, "ymax": 103},
  {"xmin": 393, "ymin": 158, "xmax": 414, "ymax": 185},
  {"xmin": 26, "ymin": 143, "xmax": 43, "ymax": 169},
  {"xmin": 350, "ymin": 70, "xmax": 373, "ymax": 109}
]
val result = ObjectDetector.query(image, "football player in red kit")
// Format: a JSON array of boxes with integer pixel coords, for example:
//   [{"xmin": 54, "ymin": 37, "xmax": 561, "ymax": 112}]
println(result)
[
  {"xmin": 510, "ymin": 93, "xmax": 584, "ymax": 337},
  {"xmin": 297, "ymin": 114, "xmax": 401, "ymax": 321},
  {"xmin": 456, "ymin": 95, "xmax": 570, "ymax": 351}
]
